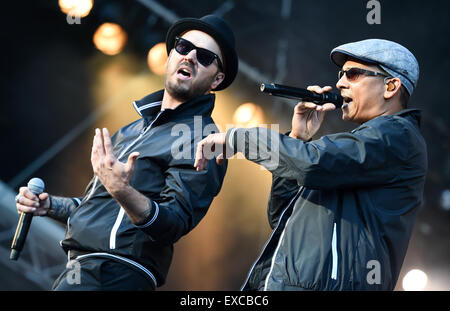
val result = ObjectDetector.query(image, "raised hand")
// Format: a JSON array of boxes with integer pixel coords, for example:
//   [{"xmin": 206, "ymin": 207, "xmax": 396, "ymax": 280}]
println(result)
[
  {"xmin": 91, "ymin": 128, "xmax": 140, "ymax": 196},
  {"xmin": 289, "ymin": 85, "xmax": 336, "ymax": 141}
]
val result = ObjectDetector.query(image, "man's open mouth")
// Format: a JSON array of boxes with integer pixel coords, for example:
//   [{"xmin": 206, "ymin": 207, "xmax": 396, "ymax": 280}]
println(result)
[
  {"xmin": 176, "ymin": 66, "xmax": 192, "ymax": 80},
  {"xmin": 342, "ymin": 96, "xmax": 353, "ymax": 108}
]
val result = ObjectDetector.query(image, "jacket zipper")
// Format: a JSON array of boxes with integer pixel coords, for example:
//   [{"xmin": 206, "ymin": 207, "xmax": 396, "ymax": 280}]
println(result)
[
  {"xmin": 263, "ymin": 215, "xmax": 293, "ymax": 290},
  {"xmin": 241, "ymin": 187, "xmax": 302, "ymax": 290},
  {"xmin": 331, "ymin": 222, "xmax": 338, "ymax": 280},
  {"xmin": 109, "ymin": 112, "xmax": 163, "ymax": 249}
]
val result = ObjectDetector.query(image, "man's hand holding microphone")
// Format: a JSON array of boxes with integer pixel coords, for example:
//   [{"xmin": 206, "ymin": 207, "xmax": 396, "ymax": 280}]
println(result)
[{"xmin": 15, "ymin": 182, "xmax": 50, "ymax": 217}]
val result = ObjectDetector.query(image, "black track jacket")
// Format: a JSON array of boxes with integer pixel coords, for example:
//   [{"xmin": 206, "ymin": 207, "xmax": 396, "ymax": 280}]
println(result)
[
  {"xmin": 61, "ymin": 90, "xmax": 227, "ymax": 288},
  {"xmin": 227, "ymin": 109, "xmax": 427, "ymax": 290}
]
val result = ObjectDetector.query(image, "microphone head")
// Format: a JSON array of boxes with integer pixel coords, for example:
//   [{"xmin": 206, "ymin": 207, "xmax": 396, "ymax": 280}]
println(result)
[{"xmin": 27, "ymin": 178, "xmax": 45, "ymax": 195}]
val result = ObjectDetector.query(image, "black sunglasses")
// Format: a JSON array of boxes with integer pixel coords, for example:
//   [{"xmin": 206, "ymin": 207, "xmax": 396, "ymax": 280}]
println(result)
[
  {"xmin": 174, "ymin": 36, "xmax": 223, "ymax": 71},
  {"xmin": 338, "ymin": 67, "xmax": 391, "ymax": 81}
]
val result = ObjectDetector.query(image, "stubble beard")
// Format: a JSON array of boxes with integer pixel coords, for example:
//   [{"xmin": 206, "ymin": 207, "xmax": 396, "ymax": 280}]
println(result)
[{"xmin": 165, "ymin": 68, "xmax": 215, "ymax": 102}]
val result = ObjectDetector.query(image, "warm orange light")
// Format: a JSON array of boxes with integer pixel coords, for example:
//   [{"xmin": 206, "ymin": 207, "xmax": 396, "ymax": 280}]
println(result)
[
  {"xmin": 232, "ymin": 103, "xmax": 265, "ymax": 128},
  {"xmin": 147, "ymin": 42, "xmax": 167, "ymax": 76},
  {"xmin": 58, "ymin": 0, "xmax": 93, "ymax": 18},
  {"xmin": 93, "ymin": 23, "xmax": 127, "ymax": 56}
]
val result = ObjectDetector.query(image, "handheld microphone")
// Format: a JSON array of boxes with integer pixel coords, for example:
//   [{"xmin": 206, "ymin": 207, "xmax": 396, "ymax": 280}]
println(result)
[
  {"xmin": 260, "ymin": 83, "xmax": 343, "ymax": 108},
  {"xmin": 10, "ymin": 177, "xmax": 45, "ymax": 261}
]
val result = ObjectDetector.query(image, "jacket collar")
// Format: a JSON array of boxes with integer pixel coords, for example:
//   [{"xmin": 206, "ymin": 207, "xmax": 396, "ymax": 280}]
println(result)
[
  {"xmin": 392, "ymin": 108, "xmax": 422, "ymax": 127},
  {"xmin": 133, "ymin": 89, "xmax": 216, "ymax": 121}
]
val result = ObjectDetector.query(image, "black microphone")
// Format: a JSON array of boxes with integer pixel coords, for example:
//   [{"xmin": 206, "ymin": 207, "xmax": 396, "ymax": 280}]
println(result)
[
  {"xmin": 10, "ymin": 177, "xmax": 45, "ymax": 261},
  {"xmin": 260, "ymin": 83, "xmax": 343, "ymax": 108}
]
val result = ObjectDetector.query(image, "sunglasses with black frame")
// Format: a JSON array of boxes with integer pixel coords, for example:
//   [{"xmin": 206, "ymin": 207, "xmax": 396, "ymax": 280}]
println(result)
[
  {"xmin": 174, "ymin": 36, "xmax": 224, "ymax": 72},
  {"xmin": 338, "ymin": 67, "xmax": 391, "ymax": 82}
]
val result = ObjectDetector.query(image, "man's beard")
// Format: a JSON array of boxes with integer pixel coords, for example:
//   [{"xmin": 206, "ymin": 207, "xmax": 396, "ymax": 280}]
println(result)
[{"xmin": 165, "ymin": 69, "xmax": 215, "ymax": 102}]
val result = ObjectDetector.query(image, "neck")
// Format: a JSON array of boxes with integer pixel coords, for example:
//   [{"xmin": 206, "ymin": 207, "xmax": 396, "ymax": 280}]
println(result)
[
  {"xmin": 161, "ymin": 89, "xmax": 184, "ymax": 110},
  {"xmin": 380, "ymin": 100, "xmax": 403, "ymax": 117}
]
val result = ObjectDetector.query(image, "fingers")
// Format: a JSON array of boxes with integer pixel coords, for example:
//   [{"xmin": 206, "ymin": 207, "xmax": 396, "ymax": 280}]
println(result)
[
  {"xmin": 321, "ymin": 103, "xmax": 336, "ymax": 112},
  {"xmin": 93, "ymin": 128, "xmax": 106, "ymax": 157},
  {"xmin": 19, "ymin": 186, "xmax": 38, "ymax": 201},
  {"xmin": 91, "ymin": 128, "xmax": 118, "ymax": 174},
  {"xmin": 16, "ymin": 187, "xmax": 48, "ymax": 215},
  {"xmin": 307, "ymin": 85, "xmax": 332, "ymax": 94},
  {"xmin": 294, "ymin": 85, "xmax": 335, "ymax": 113},
  {"xmin": 294, "ymin": 101, "xmax": 323, "ymax": 113},
  {"xmin": 194, "ymin": 139, "xmax": 207, "ymax": 171},
  {"xmin": 194, "ymin": 136, "xmax": 214, "ymax": 171},
  {"xmin": 38, "ymin": 192, "xmax": 49, "ymax": 201},
  {"xmin": 91, "ymin": 129, "xmax": 103, "ymax": 170},
  {"xmin": 125, "ymin": 152, "xmax": 140, "ymax": 173},
  {"xmin": 216, "ymin": 153, "xmax": 226, "ymax": 166},
  {"xmin": 194, "ymin": 133, "xmax": 228, "ymax": 171},
  {"xmin": 102, "ymin": 128, "xmax": 114, "ymax": 155},
  {"xmin": 16, "ymin": 202, "xmax": 37, "ymax": 214}
]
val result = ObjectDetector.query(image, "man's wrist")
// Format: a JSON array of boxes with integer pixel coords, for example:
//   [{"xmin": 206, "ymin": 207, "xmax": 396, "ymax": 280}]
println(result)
[
  {"xmin": 109, "ymin": 183, "xmax": 154, "ymax": 225},
  {"xmin": 47, "ymin": 196, "xmax": 75, "ymax": 222},
  {"xmin": 108, "ymin": 182, "xmax": 132, "ymax": 200},
  {"xmin": 288, "ymin": 131, "xmax": 312, "ymax": 142}
]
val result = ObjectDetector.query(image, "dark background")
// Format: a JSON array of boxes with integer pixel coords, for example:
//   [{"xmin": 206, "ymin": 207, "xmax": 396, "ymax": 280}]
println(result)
[{"xmin": 1, "ymin": 0, "xmax": 449, "ymax": 290}]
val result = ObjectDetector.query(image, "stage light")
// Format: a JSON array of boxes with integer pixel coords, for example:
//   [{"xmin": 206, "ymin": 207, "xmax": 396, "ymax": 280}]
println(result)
[
  {"xmin": 440, "ymin": 189, "xmax": 450, "ymax": 211},
  {"xmin": 232, "ymin": 103, "xmax": 264, "ymax": 128},
  {"xmin": 402, "ymin": 269, "xmax": 428, "ymax": 291},
  {"xmin": 93, "ymin": 23, "xmax": 127, "ymax": 56},
  {"xmin": 147, "ymin": 43, "xmax": 167, "ymax": 76},
  {"xmin": 58, "ymin": 0, "xmax": 93, "ymax": 18}
]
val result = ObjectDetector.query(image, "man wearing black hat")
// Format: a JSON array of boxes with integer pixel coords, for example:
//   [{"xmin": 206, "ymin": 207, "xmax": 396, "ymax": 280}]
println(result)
[{"xmin": 15, "ymin": 15, "xmax": 238, "ymax": 290}]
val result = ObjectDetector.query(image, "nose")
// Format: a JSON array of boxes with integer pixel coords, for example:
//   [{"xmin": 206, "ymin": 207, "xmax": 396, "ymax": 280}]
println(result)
[
  {"xmin": 183, "ymin": 49, "xmax": 198, "ymax": 66},
  {"xmin": 336, "ymin": 74, "xmax": 348, "ymax": 90}
]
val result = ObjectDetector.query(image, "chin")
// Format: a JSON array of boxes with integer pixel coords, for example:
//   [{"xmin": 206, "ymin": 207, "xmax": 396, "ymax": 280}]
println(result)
[
  {"xmin": 342, "ymin": 113, "xmax": 351, "ymax": 122},
  {"xmin": 342, "ymin": 113, "xmax": 361, "ymax": 124},
  {"xmin": 166, "ymin": 81, "xmax": 191, "ymax": 100}
]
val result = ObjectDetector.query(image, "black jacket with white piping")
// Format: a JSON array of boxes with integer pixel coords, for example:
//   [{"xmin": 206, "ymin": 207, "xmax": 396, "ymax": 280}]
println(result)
[
  {"xmin": 228, "ymin": 109, "xmax": 427, "ymax": 290},
  {"xmin": 61, "ymin": 90, "xmax": 227, "ymax": 288}
]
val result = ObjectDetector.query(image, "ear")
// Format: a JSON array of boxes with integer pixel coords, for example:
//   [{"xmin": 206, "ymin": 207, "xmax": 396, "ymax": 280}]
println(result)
[
  {"xmin": 384, "ymin": 77, "xmax": 402, "ymax": 100},
  {"xmin": 210, "ymin": 72, "xmax": 225, "ymax": 90}
]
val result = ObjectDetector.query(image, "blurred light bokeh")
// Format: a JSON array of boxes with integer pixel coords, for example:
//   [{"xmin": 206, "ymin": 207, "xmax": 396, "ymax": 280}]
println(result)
[{"xmin": 1, "ymin": 0, "xmax": 449, "ymax": 291}]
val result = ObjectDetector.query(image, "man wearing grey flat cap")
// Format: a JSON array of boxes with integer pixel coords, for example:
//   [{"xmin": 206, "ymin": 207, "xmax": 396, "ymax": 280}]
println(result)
[{"xmin": 195, "ymin": 39, "xmax": 427, "ymax": 290}]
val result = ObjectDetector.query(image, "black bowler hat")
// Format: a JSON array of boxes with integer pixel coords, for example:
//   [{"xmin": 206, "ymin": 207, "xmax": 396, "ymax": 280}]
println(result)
[{"xmin": 165, "ymin": 15, "xmax": 238, "ymax": 91}]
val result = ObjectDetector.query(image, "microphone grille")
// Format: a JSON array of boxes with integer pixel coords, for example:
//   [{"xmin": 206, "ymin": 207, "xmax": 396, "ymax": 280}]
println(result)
[{"xmin": 27, "ymin": 178, "xmax": 45, "ymax": 194}]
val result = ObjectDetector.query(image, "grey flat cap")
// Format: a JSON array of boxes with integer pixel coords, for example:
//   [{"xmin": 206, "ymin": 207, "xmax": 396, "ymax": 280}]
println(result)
[{"xmin": 330, "ymin": 39, "xmax": 419, "ymax": 95}]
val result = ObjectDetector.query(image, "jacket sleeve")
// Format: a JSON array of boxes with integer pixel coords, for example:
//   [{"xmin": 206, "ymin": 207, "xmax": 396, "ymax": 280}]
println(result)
[
  {"xmin": 226, "ymin": 116, "xmax": 411, "ymax": 190},
  {"xmin": 135, "ymin": 158, "xmax": 227, "ymax": 245}
]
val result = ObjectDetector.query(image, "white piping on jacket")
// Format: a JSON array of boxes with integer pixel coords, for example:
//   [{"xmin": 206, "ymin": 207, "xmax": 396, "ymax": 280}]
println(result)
[
  {"xmin": 331, "ymin": 222, "xmax": 338, "ymax": 280},
  {"xmin": 75, "ymin": 252, "xmax": 157, "ymax": 287},
  {"xmin": 110, "ymin": 207, "xmax": 125, "ymax": 249}
]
